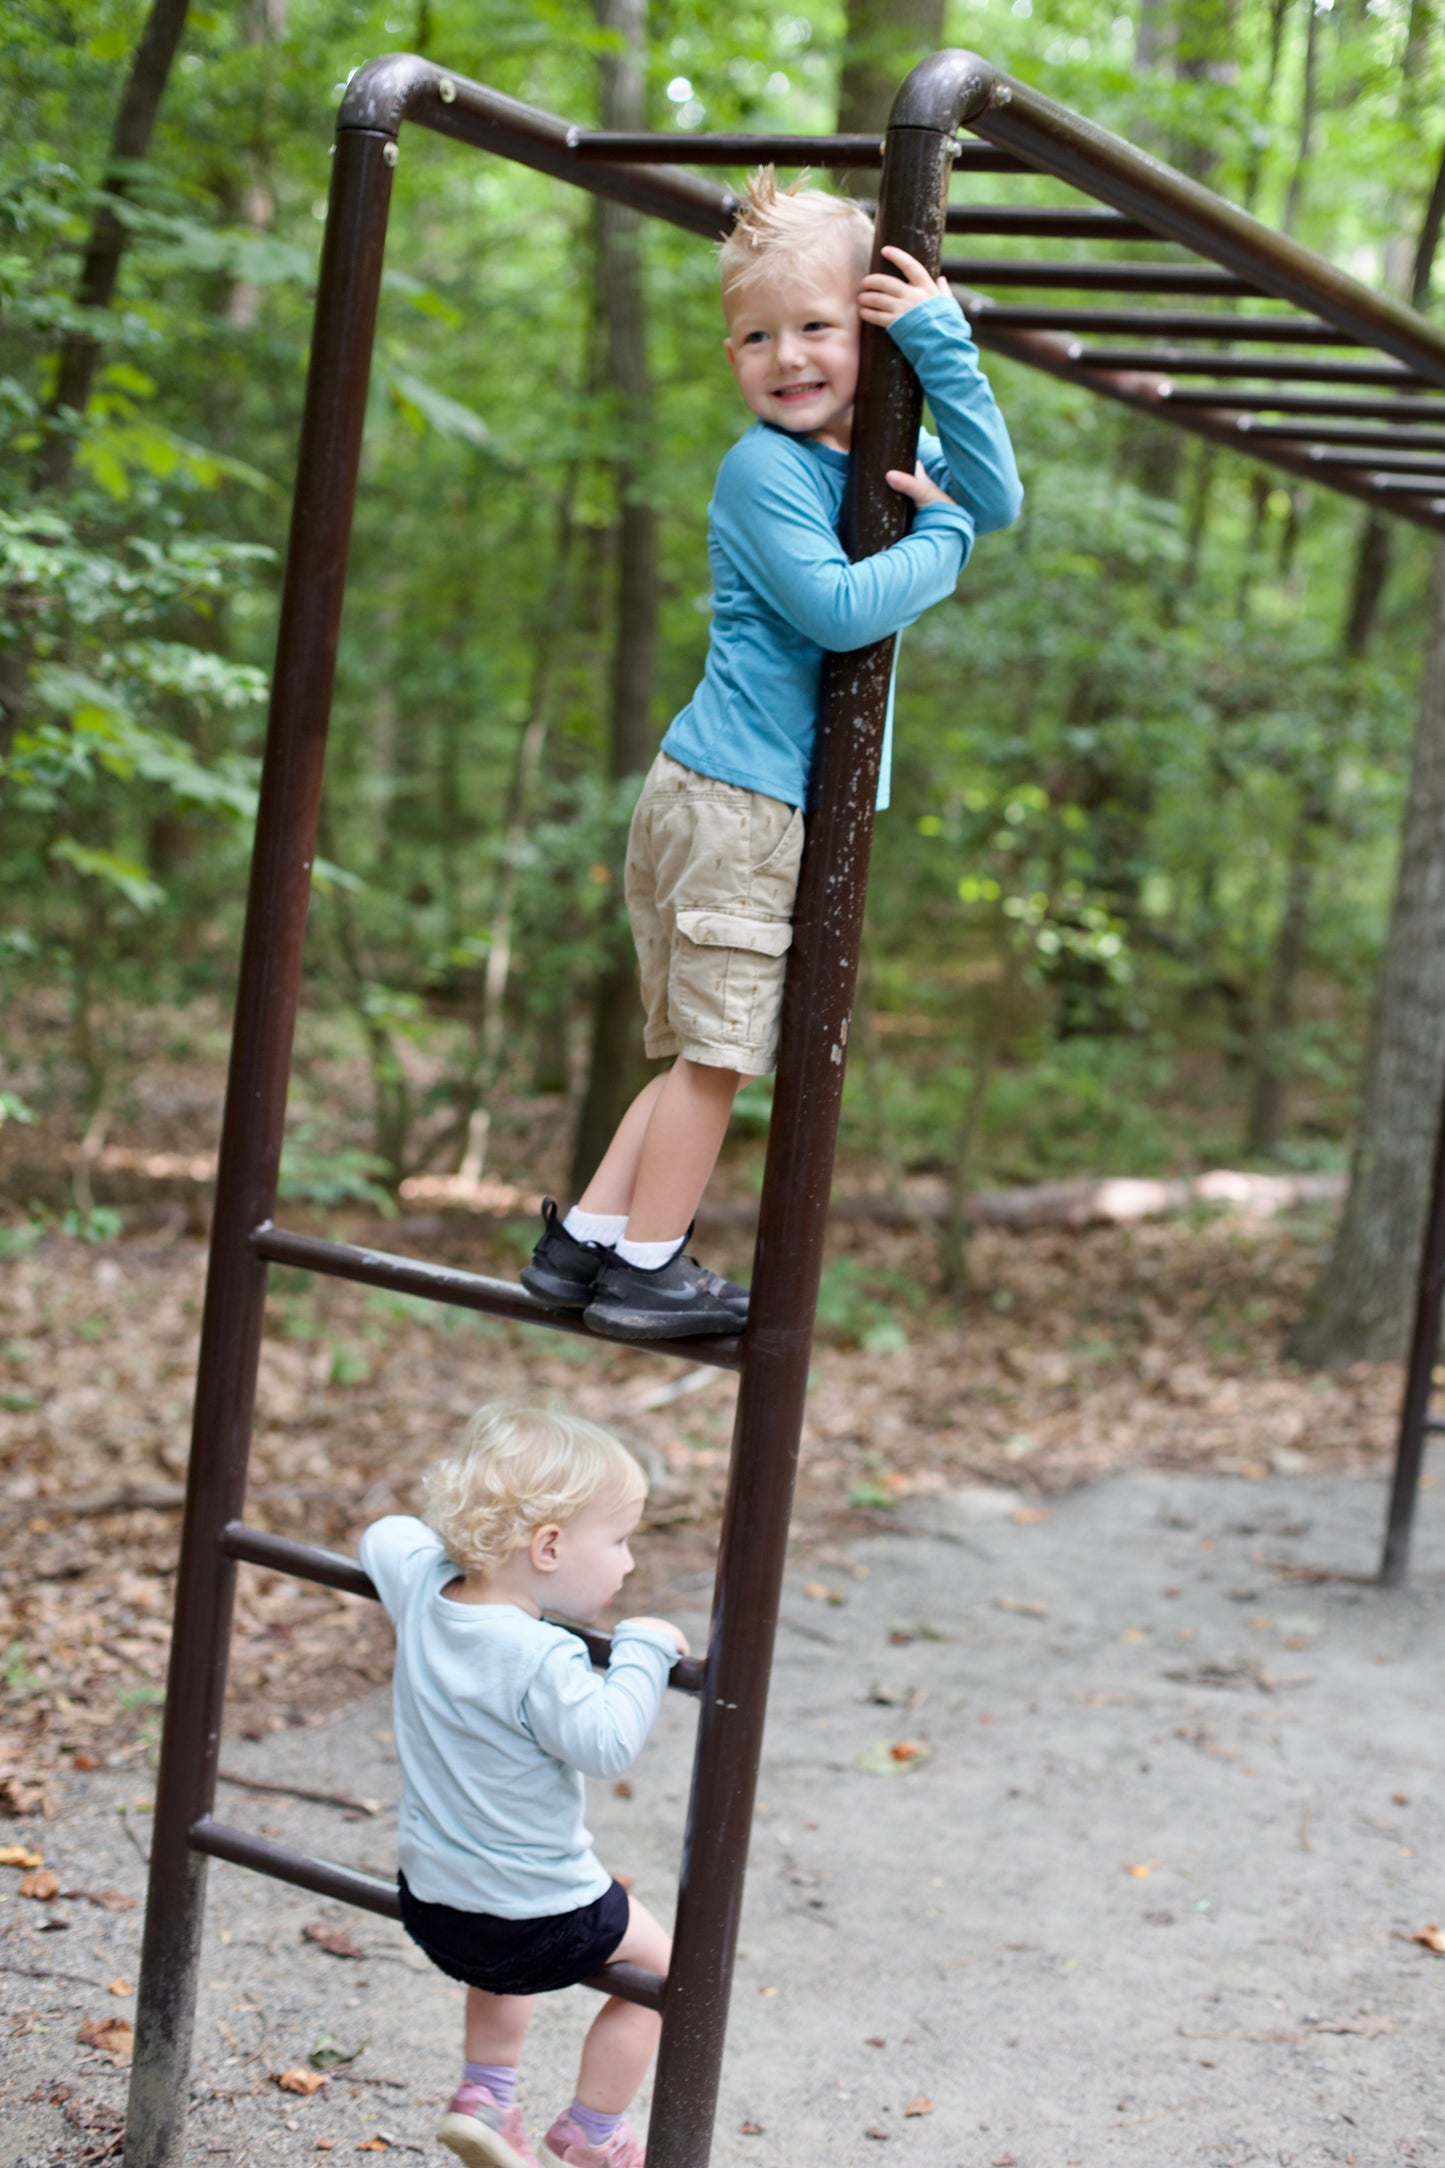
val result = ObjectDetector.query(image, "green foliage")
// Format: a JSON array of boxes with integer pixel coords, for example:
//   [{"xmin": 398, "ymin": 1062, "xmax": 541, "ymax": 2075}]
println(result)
[{"xmin": 0, "ymin": 0, "xmax": 1439, "ymax": 1196}]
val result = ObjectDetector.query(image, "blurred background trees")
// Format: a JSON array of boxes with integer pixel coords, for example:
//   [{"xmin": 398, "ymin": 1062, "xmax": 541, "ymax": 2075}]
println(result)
[{"xmin": 3, "ymin": 0, "xmax": 1444, "ymax": 1361}]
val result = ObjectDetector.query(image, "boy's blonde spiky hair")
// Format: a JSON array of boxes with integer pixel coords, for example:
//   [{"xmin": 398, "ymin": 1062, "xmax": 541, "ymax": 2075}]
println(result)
[
  {"xmin": 423, "ymin": 1398, "xmax": 646, "ymax": 1579},
  {"xmin": 719, "ymin": 167, "xmax": 874, "ymax": 304}
]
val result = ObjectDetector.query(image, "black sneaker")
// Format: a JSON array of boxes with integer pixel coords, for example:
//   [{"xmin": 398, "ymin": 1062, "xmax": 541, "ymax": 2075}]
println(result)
[
  {"xmin": 519, "ymin": 1198, "xmax": 605, "ymax": 1310},
  {"xmin": 584, "ymin": 1249, "xmax": 747, "ymax": 1340}
]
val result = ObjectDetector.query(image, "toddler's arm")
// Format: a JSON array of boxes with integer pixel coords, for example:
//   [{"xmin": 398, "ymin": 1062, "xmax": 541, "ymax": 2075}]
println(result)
[{"xmin": 522, "ymin": 1621, "xmax": 679, "ymax": 1781}]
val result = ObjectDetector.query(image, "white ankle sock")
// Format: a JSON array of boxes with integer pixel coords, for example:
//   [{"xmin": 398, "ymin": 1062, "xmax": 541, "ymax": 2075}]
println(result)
[
  {"xmin": 616, "ymin": 1234, "xmax": 686, "ymax": 1271},
  {"xmin": 563, "ymin": 1207, "xmax": 627, "ymax": 1246}
]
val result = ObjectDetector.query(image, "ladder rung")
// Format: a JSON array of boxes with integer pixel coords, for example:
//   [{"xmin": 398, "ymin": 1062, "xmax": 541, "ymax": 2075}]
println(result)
[
  {"xmin": 251, "ymin": 1224, "xmax": 744, "ymax": 1372},
  {"xmin": 188, "ymin": 1817, "xmax": 664, "ymax": 2007},
  {"xmin": 218, "ymin": 1521, "xmax": 706, "ymax": 1695}
]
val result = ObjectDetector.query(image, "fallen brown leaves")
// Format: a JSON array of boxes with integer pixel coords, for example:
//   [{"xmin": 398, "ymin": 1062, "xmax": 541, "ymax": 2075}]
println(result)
[
  {"xmin": 0, "ymin": 1191, "xmax": 1403, "ymax": 1799},
  {"xmin": 76, "ymin": 2015, "xmax": 134, "ymax": 2063}
]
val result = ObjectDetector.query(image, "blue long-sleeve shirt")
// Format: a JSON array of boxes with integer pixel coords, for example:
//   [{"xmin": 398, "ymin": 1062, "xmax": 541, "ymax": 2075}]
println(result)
[
  {"xmin": 660, "ymin": 292, "xmax": 1022, "ymax": 810},
  {"xmin": 360, "ymin": 1515, "xmax": 677, "ymax": 1915}
]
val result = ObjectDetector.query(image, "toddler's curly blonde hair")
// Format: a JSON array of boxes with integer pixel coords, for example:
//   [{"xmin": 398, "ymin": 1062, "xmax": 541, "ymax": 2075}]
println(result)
[
  {"xmin": 719, "ymin": 167, "xmax": 874, "ymax": 304},
  {"xmin": 423, "ymin": 1399, "xmax": 646, "ymax": 1579}
]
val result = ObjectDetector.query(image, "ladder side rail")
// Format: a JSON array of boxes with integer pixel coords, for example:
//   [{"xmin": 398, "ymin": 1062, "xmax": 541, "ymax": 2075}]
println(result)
[
  {"xmin": 644, "ymin": 55, "xmax": 985, "ymax": 2168},
  {"xmin": 1382, "ymin": 1061, "xmax": 1445, "ymax": 1582},
  {"xmin": 959, "ymin": 304, "xmax": 1445, "ymax": 536},
  {"xmin": 956, "ymin": 57, "xmax": 1445, "ymax": 387},
  {"xmin": 124, "ymin": 126, "xmax": 399, "ymax": 2168}
]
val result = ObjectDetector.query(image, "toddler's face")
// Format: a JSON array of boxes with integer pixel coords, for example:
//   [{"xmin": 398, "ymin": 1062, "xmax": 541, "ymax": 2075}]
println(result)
[
  {"xmin": 544, "ymin": 1486, "xmax": 644, "ymax": 1623},
  {"xmin": 723, "ymin": 259, "xmax": 862, "ymax": 452}
]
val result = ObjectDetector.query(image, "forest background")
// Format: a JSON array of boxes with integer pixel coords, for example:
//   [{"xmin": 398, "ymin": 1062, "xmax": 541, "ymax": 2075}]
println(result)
[
  {"xmin": 5, "ymin": 0, "xmax": 1445, "ymax": 1357},
  {"xmin": 6, "ymin": 0, "xmax": 1445, "ymax": 1807}
]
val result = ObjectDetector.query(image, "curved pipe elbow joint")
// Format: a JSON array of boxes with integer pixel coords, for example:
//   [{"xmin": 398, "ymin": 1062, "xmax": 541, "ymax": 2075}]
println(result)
[
  {"xmin": 886, "ymin": 49, "xmax": 1004, "ymax": 135},
  {"xmin": 338, "ymin": 51, "xmax": 444, "ymax": 136}
]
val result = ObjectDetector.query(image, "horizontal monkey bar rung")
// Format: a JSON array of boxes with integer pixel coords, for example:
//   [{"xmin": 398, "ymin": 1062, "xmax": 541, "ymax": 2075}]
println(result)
[
  {"xmin": 942, "ymin": 258, "xmax": 1262, "ymax": 296},
  {"xmin": 250, "ymin": 1223, "xmax": 744, "ymax": 1371},
  {"xmin": 217, "ymin": 1519, "xmax": 708, "ymax": 1695},
  {"xmin": 1176, "ymin": 390, "xmax": 1445, "ymax": 418},
  {"xmin": 1097, "ymin": 353, "xmax": 1439, "ymax": 386},
  {"xmin": 187, "ymin": 1818, "xmax": 665, "ymax": 2009},
  {"xmin": 970, "ymin": 304, "xmax": 1367, "ymax": 344},
  {"xmin": 563, "ymin": 129, "xmax": 1030, "ymax": 171}
]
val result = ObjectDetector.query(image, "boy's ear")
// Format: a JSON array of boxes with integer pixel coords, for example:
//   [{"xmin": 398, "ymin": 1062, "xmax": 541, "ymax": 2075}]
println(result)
[
  {"xmin": 529, "ymin": 1523, "xmax": 563, "ymax": 1574},
  {"xmin": 723, "ymin": 336, "xmax": 739, "ymax": 380}
]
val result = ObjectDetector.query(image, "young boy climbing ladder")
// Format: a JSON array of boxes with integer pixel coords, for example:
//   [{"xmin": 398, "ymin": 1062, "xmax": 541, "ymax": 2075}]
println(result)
[{"xmin": 523, "ymin": 173, "xmax": 1022, "ymax": 1340}]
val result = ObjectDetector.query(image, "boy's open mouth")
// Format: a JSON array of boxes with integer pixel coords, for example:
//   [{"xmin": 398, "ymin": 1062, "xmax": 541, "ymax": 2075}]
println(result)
[{"xmin": 773, "ymin": 381, "xmax": 824, "ymax": 403}]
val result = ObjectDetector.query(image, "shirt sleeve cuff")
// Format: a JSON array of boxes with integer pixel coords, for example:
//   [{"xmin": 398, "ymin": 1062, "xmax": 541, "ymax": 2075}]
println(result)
[{"xmin": 884, "ymin": 290, "xmax": 972, "ymax": 357}]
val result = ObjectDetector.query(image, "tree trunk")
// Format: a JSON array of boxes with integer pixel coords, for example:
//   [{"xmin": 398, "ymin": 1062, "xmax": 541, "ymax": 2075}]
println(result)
[
  {"xmin": 36, "ymin": 0, "xmax": 193, "ymax": 494},
  {"xmin": 836, "ymin": 0, "xmax": 946, "ymax": 147},
  {"xmin": 1287, "ymin": 540, "xmax": 1445, "ymax": 1366},
  {"xmin": 1245, "ymin": 779, "xmax": 1325, "ymax": 1154},
  {"xmin": 0, "ymin": 0, "xmax": 192, "ymax": 754},
  {"xmin": 567, "ymin": 0, "xmax": 661, "ymax": 1198}
]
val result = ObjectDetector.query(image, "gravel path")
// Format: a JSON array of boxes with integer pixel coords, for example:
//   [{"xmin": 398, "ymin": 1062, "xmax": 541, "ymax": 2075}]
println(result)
[{"xmin": 3, "ymin": 1467, "xmax": 1441, "ymax": 2167}]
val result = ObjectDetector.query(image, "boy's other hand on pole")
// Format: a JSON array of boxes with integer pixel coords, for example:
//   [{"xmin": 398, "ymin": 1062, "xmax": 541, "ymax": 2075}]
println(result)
[
  {"xmin": 625, "ymin": 1616, "xmax": 691, "ymax": 1659},
  {"xmin": 858, "ymin": 245, "xmax": 952, "ymax": 327},
  {"xmin": 886, "ymin": 462, "xmax": 956, "ymax": 510}
]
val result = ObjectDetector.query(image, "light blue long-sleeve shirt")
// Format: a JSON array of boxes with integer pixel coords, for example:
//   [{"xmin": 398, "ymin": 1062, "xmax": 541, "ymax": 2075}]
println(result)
[
  {"xmin": 660, "ymin": 292, "xmax": 1023, "ymax": 811},
  {"xmin": 360, "ymin": 1515, "xmax": 677, "ymax": 1915}
]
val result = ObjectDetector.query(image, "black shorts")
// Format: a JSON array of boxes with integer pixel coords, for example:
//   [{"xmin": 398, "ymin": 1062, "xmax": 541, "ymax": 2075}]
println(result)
[{"xmin": 396, "ymin": 1871, "xmax": 631, "ymax": 1997}]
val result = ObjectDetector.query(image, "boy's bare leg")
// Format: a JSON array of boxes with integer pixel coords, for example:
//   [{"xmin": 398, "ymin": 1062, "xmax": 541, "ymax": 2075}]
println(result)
[
  {"xmin": 573, "ymin": 1899, "xmax": 671, "ymax": 2113},
  {"xmin": 575, "ymin": 1072, "xmax": 669, "ymax": 1218},
  {"xmin": 621, "ymin": 1057, "xmax": 747, "ymax": 1244},
  {"xmin": 463, "ymin": 1986, "xmax": 535, "ymax": 2065},
  {"xmin": 576, "ymin": 1058, "xmax": 747, "ymax": 1243}
]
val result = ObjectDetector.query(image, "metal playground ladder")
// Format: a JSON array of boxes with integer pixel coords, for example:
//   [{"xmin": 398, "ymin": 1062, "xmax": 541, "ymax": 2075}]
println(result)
[{"xmin": 125, "ymin": 48, "xmax": 1445, "ymax": 2168}]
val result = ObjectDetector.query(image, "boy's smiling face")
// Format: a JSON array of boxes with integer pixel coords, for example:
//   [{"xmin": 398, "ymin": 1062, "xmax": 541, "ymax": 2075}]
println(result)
[{"xmin": 723, "ymin": 257, "xmax": 862, "ymax": 453}]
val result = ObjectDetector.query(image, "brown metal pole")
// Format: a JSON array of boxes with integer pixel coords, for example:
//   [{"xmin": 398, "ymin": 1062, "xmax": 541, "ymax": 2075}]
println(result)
[
  {"xmin": 1381, "ymin": 1068, "xmax": 1445, "ymax": 1583},
  {"xmin": 644, "ymin": 52, "xmax": 990, "ymax": 2168},
  {"xmin": 123, "ymin": 125, "xmax": 397, "ymax": 2168}
]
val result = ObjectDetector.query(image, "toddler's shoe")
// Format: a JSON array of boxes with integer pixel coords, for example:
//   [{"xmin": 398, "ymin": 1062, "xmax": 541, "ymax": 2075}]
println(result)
[
  {"xmin": 583, "ymin": 1249, "xmax": 746, "ymax": 1340},
  {"xmin": 520, "ymin": 1198, "xmax": 605, "ymax": 1310},
  {"xmin": 540, "ymin": 2112, "xmax": 645, "ymax": 2168},
  {"xmin": 438, "ymin": 2082, "xmax": 540, "ymax": 2168}
]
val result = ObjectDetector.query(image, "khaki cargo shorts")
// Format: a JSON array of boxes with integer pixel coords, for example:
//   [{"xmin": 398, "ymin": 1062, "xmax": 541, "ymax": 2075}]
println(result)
[{"xmin": 626, "ymin": 752, "xmax": 805, "ymax": 1076}]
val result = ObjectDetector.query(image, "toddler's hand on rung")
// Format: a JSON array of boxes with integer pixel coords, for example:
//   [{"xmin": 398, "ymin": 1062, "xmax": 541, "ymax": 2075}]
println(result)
[
  {"xmin": 625, "ymin": 1615, "xmax": 691, "ymax": 1659},
  {"xmin": 886, "ymin": 462, "xmax": 956, "ymax": 510}
]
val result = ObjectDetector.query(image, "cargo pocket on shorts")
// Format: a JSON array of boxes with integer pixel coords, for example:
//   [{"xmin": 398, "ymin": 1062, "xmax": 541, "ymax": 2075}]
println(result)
[
  {"xmin": 671, "ymin": 909, "xmax": 794, "ymax": 1065},
  {"xmin": 673, "ymin": 910, "xmax": 794, "ymax": 958}
]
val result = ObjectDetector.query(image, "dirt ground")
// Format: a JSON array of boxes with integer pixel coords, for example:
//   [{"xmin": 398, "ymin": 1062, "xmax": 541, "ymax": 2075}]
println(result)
[
  {"xmin": 1, "ymin": 1464, "xmax": 1441, "ymax": 2167},
  {"xmin": 1, "ymin": 1118, "xmax": 1437, "ymax": 2164},
  {"xmin": 0, "ymin": 1196, "xmax": 1406, "ymax": 1806}
]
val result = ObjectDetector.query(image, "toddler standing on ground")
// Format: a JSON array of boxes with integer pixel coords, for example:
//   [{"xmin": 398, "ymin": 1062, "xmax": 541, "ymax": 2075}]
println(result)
[
  {"xmin": 522, "ymin": 171, "xmax": 1022, "ymax": 1341},
  {"xmin": 360, "ymin": 1401, "xmax": 689, "ymax": 2168}
]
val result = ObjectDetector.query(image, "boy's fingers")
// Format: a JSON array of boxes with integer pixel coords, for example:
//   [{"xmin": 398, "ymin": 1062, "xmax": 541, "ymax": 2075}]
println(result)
[{"xmin": 880, "ymin": 243, "xmax": 929, "ymax": 282}]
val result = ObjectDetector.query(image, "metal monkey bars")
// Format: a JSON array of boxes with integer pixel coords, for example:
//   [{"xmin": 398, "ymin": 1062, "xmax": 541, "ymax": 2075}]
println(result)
[{"xmin": 125, "ymin": 49, "xmax": 1445, "ymax": 2168}]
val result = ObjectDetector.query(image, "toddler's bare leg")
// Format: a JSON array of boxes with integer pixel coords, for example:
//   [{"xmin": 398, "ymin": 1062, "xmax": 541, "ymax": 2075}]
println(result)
[
  {"xmin": 576, "ymin": 1073, "xmax": 670, "ymax": 1218},
  {"xmin": 573, "ymin": 1898, "xmax": 672, "ymax": 2114},
  {"xmin": 622, "ymin": 1058, "xmax": 748, "ymax": 1243},
  {"xmin": 463, "ymin": 1987, "xmax": 535, "ymax": 2066}
]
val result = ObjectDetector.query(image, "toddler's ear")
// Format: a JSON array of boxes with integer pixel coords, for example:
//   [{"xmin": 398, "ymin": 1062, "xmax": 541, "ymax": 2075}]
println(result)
[
  {"xmin": 723, "ymin": 336, "xmax": 739, "ymax": 379},
  {"xmin": 530, "ymin": 1523, "xmax": 563, "ymax": 1573}
]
